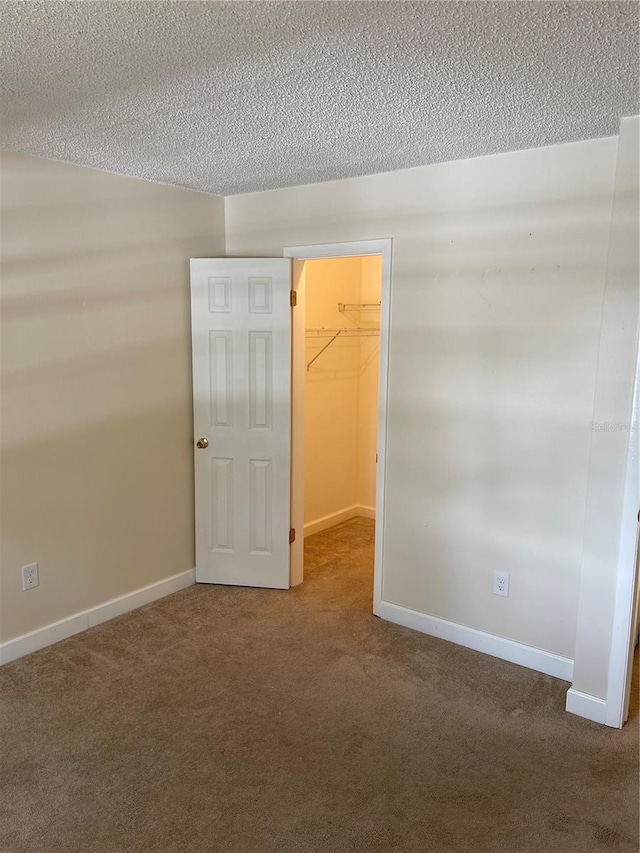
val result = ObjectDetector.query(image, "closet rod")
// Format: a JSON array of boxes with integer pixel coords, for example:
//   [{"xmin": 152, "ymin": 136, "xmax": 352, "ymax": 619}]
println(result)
[{"xmin": 306, "ymin": 327, "xmax": 379, "ymax": 336}]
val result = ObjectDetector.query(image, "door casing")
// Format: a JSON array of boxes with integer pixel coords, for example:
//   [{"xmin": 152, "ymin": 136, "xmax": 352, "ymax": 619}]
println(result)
[
  {"xmin": 604, "ymin": 338, "xmax": 640, "ymax": 727},
  {"xmin": 283, "ymin": 239, "xmax": 393, "ymax": 613}
]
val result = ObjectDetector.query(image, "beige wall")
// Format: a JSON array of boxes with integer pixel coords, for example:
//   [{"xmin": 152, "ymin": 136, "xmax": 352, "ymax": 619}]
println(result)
[
  {"xmin": 226, "ymin": 137, "xmax": 619, "ymax": 660},
  {"xmin": 0, "ymin": 152, "xmax": 224, "ymax": 642}
]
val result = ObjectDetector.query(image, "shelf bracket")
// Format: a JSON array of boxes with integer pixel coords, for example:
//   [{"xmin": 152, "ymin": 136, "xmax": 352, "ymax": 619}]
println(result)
[{"xmin": 307, "ymin": 330, "xmax": 342, "ymax": 371}]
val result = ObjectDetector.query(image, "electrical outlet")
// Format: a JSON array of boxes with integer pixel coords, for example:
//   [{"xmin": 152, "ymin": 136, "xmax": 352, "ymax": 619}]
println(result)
[
  {"xmin": 493, "ymin": 570, "xmax": 510, "ymax": 598},
  {"xmin": 22, "ymin": 563, "xmax": 39, "ymax": 591}
]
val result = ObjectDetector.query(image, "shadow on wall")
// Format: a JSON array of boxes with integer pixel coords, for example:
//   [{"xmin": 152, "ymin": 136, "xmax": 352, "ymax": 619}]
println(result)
[
  {"xmin": 1, "ymin": 400, "xmax": 195, "ymax": 642},
  {"xmin": 383, "ymin": 227, "xmax": 607, "ymax": 656},
  {"xmin": 1, "ymin": 300, "xmax": 196, "ymax": 643},
  {"xmin": 286, "ymin": 178, "xmax": 613, "ymax": 664},
  {"xmin": 0, "ymin": 151, "xmax": 223, "ymax": 644}
]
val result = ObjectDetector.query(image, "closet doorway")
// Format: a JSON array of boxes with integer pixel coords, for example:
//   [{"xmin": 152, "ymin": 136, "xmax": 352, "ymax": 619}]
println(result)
[{"xmin": 284, "ymin": 240, "xmax": 392, "ymax": 610}]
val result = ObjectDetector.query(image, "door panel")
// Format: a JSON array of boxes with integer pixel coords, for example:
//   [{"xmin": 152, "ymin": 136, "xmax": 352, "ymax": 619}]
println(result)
[{"xmin": 191, "ymin": 258, "xmax": 291, "ymax": 588}]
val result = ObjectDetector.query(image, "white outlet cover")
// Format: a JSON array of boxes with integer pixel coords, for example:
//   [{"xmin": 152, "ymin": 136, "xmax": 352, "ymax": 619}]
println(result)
[
  {"xmin": 21, "ymin": 562, "xmax": 39, "ymax": 590},
  {"xmin": 493, "ymin": 570, "xmax": 510, "ymax": 598}
]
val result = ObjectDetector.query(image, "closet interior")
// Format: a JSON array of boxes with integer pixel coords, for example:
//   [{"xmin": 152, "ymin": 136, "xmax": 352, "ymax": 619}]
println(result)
[{"xmin": 302, "ymin": 255, "xmax": 382, "ymax": 540}]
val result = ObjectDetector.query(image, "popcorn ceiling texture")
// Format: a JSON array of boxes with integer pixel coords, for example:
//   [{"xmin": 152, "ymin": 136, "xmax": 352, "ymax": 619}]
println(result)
[{"xmin": 1, "ymin": 1, "xmax": 638, "ymax": 196}]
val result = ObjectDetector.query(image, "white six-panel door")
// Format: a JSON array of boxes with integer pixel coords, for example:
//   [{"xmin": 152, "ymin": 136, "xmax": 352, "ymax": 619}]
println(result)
[{"xmin": 190, "ymin": 258, "xmax": 292, "ymax": 589}]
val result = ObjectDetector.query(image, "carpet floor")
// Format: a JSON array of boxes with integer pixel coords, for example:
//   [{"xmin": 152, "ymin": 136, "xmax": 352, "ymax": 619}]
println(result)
[{"xmin": 0, "ymin": 518, "xmax": 638, "ymax": 853}]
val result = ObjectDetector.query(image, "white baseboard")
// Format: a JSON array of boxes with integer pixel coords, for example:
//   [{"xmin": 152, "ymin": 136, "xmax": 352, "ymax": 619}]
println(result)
[
  {"xmin": 565, "ymin": 688, "xmax": 608, "ymax": 725},
  {"xmin": 357, "ymin": 505, "xmax": 376, "ymax": 520},
  {"xmin": 376, "ymin": 600, "xmax": 574, "ymax": 682},
  {"xmin": 304, "ymin": 504, "xmax": 376, "ymax": 537},
  {"xmin": 0, "ymin": 568, "xmax": 196, "ymax": 666}
]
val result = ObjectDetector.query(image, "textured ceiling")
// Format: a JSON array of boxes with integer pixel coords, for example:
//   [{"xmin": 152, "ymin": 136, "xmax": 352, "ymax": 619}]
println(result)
[{"xmin": 1, "ymin": 1, "xmax": 638, "ymax": 196}]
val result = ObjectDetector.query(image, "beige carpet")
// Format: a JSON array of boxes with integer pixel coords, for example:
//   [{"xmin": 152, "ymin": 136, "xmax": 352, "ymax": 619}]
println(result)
[{"xmin": 0, "ymin": 518, "xmax": 638, "ymax": 853}]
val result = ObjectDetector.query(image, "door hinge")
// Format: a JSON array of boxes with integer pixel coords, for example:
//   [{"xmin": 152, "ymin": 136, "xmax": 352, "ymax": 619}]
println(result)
[
  {"xmin": 290, "ymin": 290, "xmax": 297, "ymax": 308},
  {"xmin": 289, "ymin": 527, "xmax": 296, "ymax": 544}
]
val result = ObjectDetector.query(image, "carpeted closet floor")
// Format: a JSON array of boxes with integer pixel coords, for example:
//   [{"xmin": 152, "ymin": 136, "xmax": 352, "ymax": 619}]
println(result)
[{"xmin": 0, "ymin": 518, "xmax": 638, "ymax": 853}]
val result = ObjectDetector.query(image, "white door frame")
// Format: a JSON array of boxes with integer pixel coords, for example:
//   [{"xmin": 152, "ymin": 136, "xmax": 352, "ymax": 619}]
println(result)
[
  {"xmin": 605, "ymin": 338, "xmax": 639, "ymax": 727},
  {"xmin": 283, "ymin": 239, "xmax": 392, "ymax": 611}
]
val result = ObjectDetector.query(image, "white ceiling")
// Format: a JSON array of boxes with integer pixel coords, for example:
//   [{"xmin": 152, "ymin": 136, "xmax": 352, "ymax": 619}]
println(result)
[{"xmin": 1, "ymin": 1, "xmax": 638, "ymax": 196}]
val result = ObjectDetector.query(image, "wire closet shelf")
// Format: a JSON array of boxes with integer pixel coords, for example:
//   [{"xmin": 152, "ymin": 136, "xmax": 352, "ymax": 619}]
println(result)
[{"xmin": 305, "ymin": 302, "xmax": 381, "ymax": 371}]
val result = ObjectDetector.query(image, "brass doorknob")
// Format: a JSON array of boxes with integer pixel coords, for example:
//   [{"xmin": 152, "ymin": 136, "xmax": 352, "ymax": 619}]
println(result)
[{"xmin": 196, "ymin": 438, "xmax": 209, "ymax": 449}]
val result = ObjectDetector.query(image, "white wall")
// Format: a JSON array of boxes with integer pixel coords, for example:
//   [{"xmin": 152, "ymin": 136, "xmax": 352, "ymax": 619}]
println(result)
[
  {"xmin": 226, "ymin": 137, "xmax": 619, "ymax": 662},
  {"xmin": 0, "ymin": 152, "xmax": 224, "ymax": 644}
]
